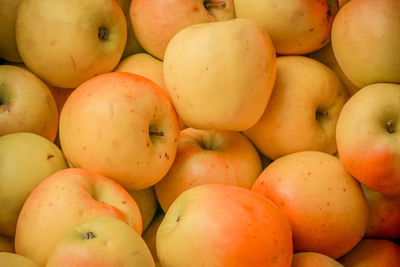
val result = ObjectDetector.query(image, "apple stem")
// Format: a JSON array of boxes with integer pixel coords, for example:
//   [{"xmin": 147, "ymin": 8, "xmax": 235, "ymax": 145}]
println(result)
[
  {"xmin": 386, "ymin": 120, "xmax": 395, "ymax": 134},
  {"xmin": 204, "ymin": 0, "xmax": 226, "ymax": 8},
  {"xmin": 82, "ymin": 232, "xmax": 96, "ymax": 240},
  {"xmin": 149, "ymin": 131, "xmax": 164, "ymax": 137}
]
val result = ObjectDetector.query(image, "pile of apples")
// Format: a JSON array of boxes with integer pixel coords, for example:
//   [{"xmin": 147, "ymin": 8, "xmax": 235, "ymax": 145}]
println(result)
[{"xmin": 1, "ymin": 0, "xmax": 400, "ymax": 266}]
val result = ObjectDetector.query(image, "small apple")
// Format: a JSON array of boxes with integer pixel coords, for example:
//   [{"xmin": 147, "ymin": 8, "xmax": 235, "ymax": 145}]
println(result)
[
  {"xmin": 163, "ymin": 18, "xmax": 276, "ymax": 131},
  {"xmin": 336, "ymin": 83, "xmax": 400, "ymax": 195},
  {"xmin": 0, "ymin": 65, "xmax": 58, "ymax": 141},
  {"xmin": 0, "ymin": 252, "xmax": 39, "ymax": 267},
  {"xmin": 244, "ymin": 56, "xmax": 348, "ymax": 160},
  {"xmin": 157, "ymin": 184, "xmax": 293, "ymax": 267},
  {"xmin": 338, "ymin": 238, "xmax": 400, "ymax": 266},
  {"xmin": 252, "ymin": 151, "xmax": 369, "ymax": 259},
  {"xmin": 127, "ymin": 187, "xmax": 159, "ymax": 231},
  {"xmin": 0, "ymin": 132, "xmax": 68, "ymax": 237},
  {"xmin": 155, "ymin": 128, "xmax": 262, "ymax": 211},
  {"xmin": 59, "ymin": 72, "xmax": 180, "ymax": 190},
  {"xmin": 130, "ymin": 0, "xmax": 235, "ymax": 59},
  {"xmin": 0, "ymin": 0, "xmax": 23, "ymax": 62},
  {"xmin": 15, "ymin": 0, "xmax": 127, "ymax": 88},
  {"xmin": 292, "ymin": 252, "xmax": 343, "ymax": 267},
  {"xmin": 46, "ymin": 216, "xmax": 155, "ymax": 267},
  {"xmin": 234, "ymin": 0, "xmax": 339, "ymax": 54},
  {"xmin": 331, "ymin": 0, "xmax": 400, "ymax": 88},
  {"xmin": 15, "ymin": 168, "xmax": 143, "ymax": 266}
]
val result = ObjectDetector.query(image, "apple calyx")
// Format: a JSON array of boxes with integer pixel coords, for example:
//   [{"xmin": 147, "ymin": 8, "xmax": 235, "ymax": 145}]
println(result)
[
  {"xmin": 98, "ymin": 26, "xmax": 109, "ymax": 41},
  {"xmin": 316, "ymin": 110, "xmax": 329, "ymax": 120},
  {"xmin": 204, "ymin": 0, "xmax": 226, "ymax": 9},
  {"xmin": 386, "ymin": 120, "xmax": 395, "ymax": 134},
  {"xmin": 82, "ymin": 231, "xmax": 96, "ymax": 240}
]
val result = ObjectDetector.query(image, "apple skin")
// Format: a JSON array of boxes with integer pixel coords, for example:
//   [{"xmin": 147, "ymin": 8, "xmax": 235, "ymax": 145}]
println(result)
[
  {"xmin": 59, "ymin": 72, "xmax": 180, "ymax": 190},
  {"xmin": 46, "ymin": 216, "xmax": 155, "ymax": 267},
  {"xmin": 0, "ymin": 65, "xmax": 58, "ymax": 141},
  {"xmin": 252, "ymin": 151, "xmax": 369, "ymax": 259},
  {"xmin": 127, "ymin": 187, "xmax": 159, "ymax": 231},
  {"xmin": 15, "ymin": 168, "xmax": 143, "ymax": 266},
  {"xmin": 338, "ymin": 239, "xmax": 400, "ymax": 266},
  {"xmin": 130, "ymin": 0, "xmax": 235, "ymax": 60},
  {"xmin": 142, "ymin": 210, "xmax": 164, "ymax": 264},
  {"xmin": 331, "ymin": 0, "xmax": 400, "ymax": 88},
  {"xmin": 244, "ymin": 56, "xmax": 348, "ymax": 160},
  {"xmin": 362, "ymin": 185, "xmax": 400, "ymax": 240},
  {"xmin": 15, "ymin": 0, "xmax": 127, "ymax": 88},
  {"xmin": 163, "ymin": 18, "xmax": 276, "ymax": 131},
  {"xmin": 0, "ymin": 0, "xmax": 23, "ymax": 62},
  {"xmin": 157, "ymin": 184, "xmax": 293, "ymax": 267},
  {"xmin": 336, "ymin": 83, "xmax": 400, "ymax": 195},
  {"xmin": 0, "ymin": 252, "xmax": 40, "ymax": 267},
  {"xmin": 155, "ymin": 128, "xmax": 262, "ymax": 211},
  {"xmin": 234, "ymin": 0, "xmax": 338, "ymax": 55},
  {"xmin": 0, "ymin": 235, "xmax": 14, "ymax": 253},
  {"xmin": 0, "ymin": 133, "xmax": 68, "ymax": 237},
  {"xmin": 292, "ymin": 252, "xmax": 344, "ymax": 267}
]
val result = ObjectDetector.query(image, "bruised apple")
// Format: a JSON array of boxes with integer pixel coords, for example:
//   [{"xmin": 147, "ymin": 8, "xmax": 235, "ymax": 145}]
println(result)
[
  {"xmin": 15, "ymin": 168, "xmax": 142, "ymax": 266},
  {"xmin": 164, "ymin": 18, "xmax": 276, "ymax": 131},
  {"xmin": 157, "ymin": 184, "xmax": 293, "ymax": 267},
  {"xmin": 59, "ymin": 72, "xmax": 180, "ymax": 190},
  {"xmin": 252, "ymin": 151, "xmax": 369, "ymax": 259},
  {"xmin": 155, "ymin": 128, "xmax": 262, "ymax": 211}
]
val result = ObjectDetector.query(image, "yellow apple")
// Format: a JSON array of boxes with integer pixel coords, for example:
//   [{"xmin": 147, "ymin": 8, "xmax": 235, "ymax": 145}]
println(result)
[
  {"xmin": 59, "ymin": 72, "xmax": 180, "ymax": 190},
  {"xmin": 15, "ymin": 0, "xmax": 127, "ymax": 88},
  {"xmin": 46, "ymin": 217, "xmax": 155, "ymax": 267},
  {"xmin": 331, "ymin": 0, "xmax": 400, "ymax": 88},
  {"xmin": 15, "ymin": 168, "xmax": 142, "ymax": 266},
  {"xmin": 127, "ymin": 187, "xmax": 159, "ymax": 231},
  {"xmin": 234, "ymin": 0, "xmax": 339, "ymax": 54},
  {"xmin": 163, "ymin": 18, "xmax": 276, "ymax": 131},
  {"xmin": 130, "ymin": 0, "xmax": 235, "ymax": 60},
  {"xmin": 0, "ymin": 252, "xmax": 39, "ymax": 267},
  {"xmin": 0, "ymin": 65, "xmax": 58, "ymax": 141},
  {"xmin": 292, "ymin": 252, "xmax": 344, "ymax": 267},
  {"xmin": 0, "ymin": 0, "xmax": 23, "ymax": 62},
  {"xmin": 336, "ymin": 83, "xmax": 400, "ymax": 195},
  {"xmin": 244, "ymin": 56, "xmax": 348, "ymax": 160},
  {"xmin": 155, "ymin": 128, "xmax": 262, "ymax": 211},
  {"xmin": 0, "ymin": 133, "xmax": 68, "ymax": 237}
]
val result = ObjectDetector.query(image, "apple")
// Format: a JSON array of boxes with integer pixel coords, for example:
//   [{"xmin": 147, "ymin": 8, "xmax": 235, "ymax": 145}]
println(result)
[
  {"xmin": 142, "ymin": 210, "xmax": 164, "ymax": 264},
  {"xmin": 0, "ymin": 0, "xmax": 23, "ymax": 62},
  {"xmin": 362, "ymin": 185, "xmax": 400, "ymax": 240},
  {"xmin": 0, "ymin": 65, "xmax": 58, "ymax": 141},
  {"xmin": 157, "ymin": 184, "xmax": 293, "ymax": 267},
  {"xmin": 252, "ymin": 151, "xmax": 369, "ymax": 259},
  {"xmin": 127, "ymin": 187, "xmax": 159, "ymax": 231},
  {"xmin": 114, "ymin": 53, "xmax": 164, "ymax": 89},
  {"xmin": 155, "ymin": 128, "xmax": 262, "ymax": 211},
  {"xmin": 292, "ymin": 252, "xmax": 343, "ymax": 267},
  {"xmin": 46, "ymin": 216, "xmax": 155, "ymax": 267},
  {"xmin": 15, "ymin": 168, "xmax": 143, "ymax": 266},
  {"xmin": 130, "ymin": 0, "xmax": 235, "ymax": 60},
  {"xmin": 0, "ymin": 252, "xmax": 39, "ymax": 267},
  {"xmin": 0, "ymin": 132, "xmax": 68, "ymax": 237},
  {"xmin": 336, "ymin": 83, "xmax": 400, "ymax": 195},
  {"xmin": 0, "ymin": 235, "xmax": 14, "ymax": 253},
  {"xmin": 308, "ymin": 44, "xmax": 359, "ymax": 96},
  {"xmin": 331, "ymin": 0, "xmax": 400, "ymax": 88},
  {"xmin": 338, "ymin": 238, "xmax": 400, "ymax": 266},
  {"xmin": 163, "ymin": 18, "xmax": 276, "ymax": 131},
  {"xmin": 116, "ymin": 0, "xmax": 144, "ymax": 59},
  {"xmin": 244, "ymin": 56, "xmax": 348, "ymax": 160},
  {"xmin": 59, "ymin": 72, "xmax": 180, "ymax": 190},
  {"xmin": 234, "ymin": 0, "xmax": 339, "ymax": 55},
  {"xmin": 15, "ymin": 0, "xmax": 127, "ymax": 88}
]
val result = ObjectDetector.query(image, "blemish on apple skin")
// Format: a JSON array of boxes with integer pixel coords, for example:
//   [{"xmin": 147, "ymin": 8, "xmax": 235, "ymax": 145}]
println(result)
[
  {"xmin": 164, "ymin": 153, "xmax": 169, "ymax": 159},
  {"xmin": 47, "ymin": 154, "xmax": 54, "ymax": 160},
  {"xmin": 121, "ymin": 201, "xmax": 127, "ymax": 204}
]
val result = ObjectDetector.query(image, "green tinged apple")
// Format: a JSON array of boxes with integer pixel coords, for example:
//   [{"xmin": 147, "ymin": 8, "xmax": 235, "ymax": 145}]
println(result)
[{"xmin": 0, "ymin": 132, "xmax": 68, "ymax": 236}]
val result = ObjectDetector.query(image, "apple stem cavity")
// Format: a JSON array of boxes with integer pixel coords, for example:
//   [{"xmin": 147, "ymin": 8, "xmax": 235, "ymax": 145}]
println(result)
[
  {"xmin": 82, "ymin": 231, "xmax": 96, "ymax": 240},
  {"xmin": 149, "ymin": 131, "xmax": 164, "ymax": 137},
  {"xmin": 98, "ymin": 26, "xmax": 109, "ymax": 41},
  {"xmin": 204, "ymin": 0, "xmax": 226, "ymax": 9},
  {"xmin": 316, "ymin": 110, "xmax": 329, "ymax": 120},
  {"xmin": 386, "ymin": 120, "xmax": 395, "ymax": 134}
]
